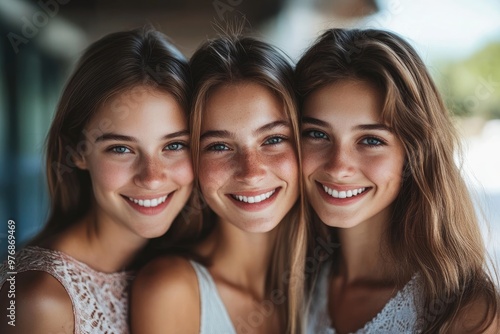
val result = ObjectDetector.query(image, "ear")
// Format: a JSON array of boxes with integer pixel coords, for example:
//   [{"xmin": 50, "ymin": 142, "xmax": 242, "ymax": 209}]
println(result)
[{"xmin": 72, "ymin": 151, "xmax": 88, "ymax": 170}]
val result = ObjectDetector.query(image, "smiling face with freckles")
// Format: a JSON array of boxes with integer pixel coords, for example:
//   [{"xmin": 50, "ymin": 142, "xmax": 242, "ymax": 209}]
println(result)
[
  {"xmin": 198, "ymin": 81, "xmax": 299, "ymax": 233},
  {"xmin": 301, "ymin": 79, "xmax": 405, "ymax": 229},
  {"xmin": 74, "ymin": 86, "xmax": 193, "ymax": 239}
]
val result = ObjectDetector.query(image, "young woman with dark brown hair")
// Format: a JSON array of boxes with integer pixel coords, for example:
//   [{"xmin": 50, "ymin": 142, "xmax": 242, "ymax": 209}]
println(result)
[{"xmin": 0, "ymin": 27, "xmax": 193, "ymax": 334}]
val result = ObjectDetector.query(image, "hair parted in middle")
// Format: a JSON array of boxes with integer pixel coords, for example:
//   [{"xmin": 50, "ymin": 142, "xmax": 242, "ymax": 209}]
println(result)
[
  {"xmin": 186, "ymin": 34, "xmax": 308, "ymax": 333},
  {"xmin": 295, "ymin": 28, "xmax": 499, "ymax": 333}
]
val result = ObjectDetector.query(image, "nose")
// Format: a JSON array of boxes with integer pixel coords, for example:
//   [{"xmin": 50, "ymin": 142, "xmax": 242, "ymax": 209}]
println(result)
[
  {"xmin": 234, "ymin": 149, "xmax": 266, "ymax": 184},
  {"xmin": 323, "ymin": 143, "xmax": 356, "ymax": 180},
  {"xmin": 134, "ymin": 154, "xmax": 167, "ymax": 190}
]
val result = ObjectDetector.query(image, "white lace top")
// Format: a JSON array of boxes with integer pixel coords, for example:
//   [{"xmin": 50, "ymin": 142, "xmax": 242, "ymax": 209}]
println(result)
[
  {"xmin": 0, "ymin": 246, "xmax": 134, "ymax": 334},
  {"xmin": 307, "ymin": 264, "xmax": 424, "ymax": 334}
]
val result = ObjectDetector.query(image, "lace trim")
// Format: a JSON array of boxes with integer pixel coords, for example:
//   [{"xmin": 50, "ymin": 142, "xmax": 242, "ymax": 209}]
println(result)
[
  {"xmin": 308, "ymin": 266, "xmax": 423, "ymax": 334},
  {"xmin": 1, "ymin": 246, "xmax": 134, "ymax": 334}
]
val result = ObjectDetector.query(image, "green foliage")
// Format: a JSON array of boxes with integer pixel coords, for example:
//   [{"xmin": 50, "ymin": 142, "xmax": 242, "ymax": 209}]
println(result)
[{"xmin": 433, "ymin": 42, "xmax": 500, "ymax": 119}]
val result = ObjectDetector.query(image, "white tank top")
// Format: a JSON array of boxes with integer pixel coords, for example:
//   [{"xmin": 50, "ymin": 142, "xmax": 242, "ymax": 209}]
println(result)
[{"xmin": 190, "ymin": 260, "xmax": 237, "ymax": 334}]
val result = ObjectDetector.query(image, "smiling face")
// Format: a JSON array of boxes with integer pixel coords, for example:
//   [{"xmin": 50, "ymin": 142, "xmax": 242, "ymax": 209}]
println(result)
[
  {"xmin": 301, "ymin": 80, "xmax": 405, "ymax": 229},
  {"xmin": 74, "ymin": 86, "xmax": 193, "ymax": 239},
  {"xmin": 198, "ymin": 82, "xmax": 299, "ymax": 233}
]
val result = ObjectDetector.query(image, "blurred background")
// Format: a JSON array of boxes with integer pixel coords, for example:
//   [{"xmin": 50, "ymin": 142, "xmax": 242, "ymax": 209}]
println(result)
[{"xmin": 0, "ymin": 0, "xmax": 499, "ymax": 267}]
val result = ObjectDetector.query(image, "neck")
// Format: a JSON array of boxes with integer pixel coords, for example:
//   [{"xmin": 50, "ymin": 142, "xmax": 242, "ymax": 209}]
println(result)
[
  {"xmin": 51, "ymin": 209, "xmax": 147, "ymax": 273},
  {"xmin": 198, "ymin": 218, "xmax": 278, "ymax": 299},
  {"xmin": 336, "ymin": 212, "xmax": 395, "ymax": 284}
]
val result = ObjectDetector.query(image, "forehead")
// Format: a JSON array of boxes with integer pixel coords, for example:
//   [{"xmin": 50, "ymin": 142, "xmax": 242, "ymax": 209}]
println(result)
[
  {"xmin": 86, "ymin": 86, "xmax": 186, "ymax": 133},
  {"xmin": 202, "ymin": 82, "xmax": 287, "ymax": 130},
  {"xmin": 303, "ymin": 80, "xmax": 384, "ymax": 126}
]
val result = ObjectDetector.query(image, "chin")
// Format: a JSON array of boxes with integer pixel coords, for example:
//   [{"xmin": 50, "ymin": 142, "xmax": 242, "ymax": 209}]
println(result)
[{"xmin": 239, "ymin": 220, "xmax": 281, "ymax": 233}]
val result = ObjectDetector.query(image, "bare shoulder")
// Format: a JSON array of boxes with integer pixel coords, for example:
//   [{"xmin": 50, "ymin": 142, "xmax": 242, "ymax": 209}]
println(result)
[
  {"xmin": 0, "ymin": 271, "xmax": 73, "ymax": 334},
  {"xmin": 130, "ymin": 256, "xmax": 200, "ymax": 334}
]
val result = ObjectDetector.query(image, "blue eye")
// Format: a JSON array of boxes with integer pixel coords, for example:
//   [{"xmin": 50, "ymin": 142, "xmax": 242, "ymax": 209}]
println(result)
[
  {"xmin": 361, "ymin": 137, "xmax": 384, "ymax": 146},
  {"xmin": 207, "ymin": 143, "xmax": 229, "ymax": 151},
  {"xmin": 264, "ymin": 136, "xmax": 284, "ymax": 145},
  {"xmin": 165, "ymin": 142, "xmax": 186, "ymax": 151},
  {"xmin": 110, "ymin": 146, "xmax": 131, "ymax": 154},
  {"xmin": 304, "ymin": 130, "xmax": 328, "ymax": 139}
]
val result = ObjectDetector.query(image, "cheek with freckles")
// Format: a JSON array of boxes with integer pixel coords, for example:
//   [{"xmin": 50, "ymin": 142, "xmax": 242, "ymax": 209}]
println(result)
[
  {"xmin": 169, "ymin": 157, "xmax": 194, "ymax": 188},
  {"xmin": 301, "ymin": 149, "xmax": 323, "ymax": 181},
  {"xmin": 271, "ymin": 149, "xmax": 299, "ymax": 185},
  {"xmin": 361, "ymin": 153, "xmax": 404, "ymax": 192},
  {"xmin": 198, "ymin": 156, "xmax": 231, "ymax": 202},
  {"xmin": 87, "ymin": 157, "xmax": 134, "ymax": 196}
]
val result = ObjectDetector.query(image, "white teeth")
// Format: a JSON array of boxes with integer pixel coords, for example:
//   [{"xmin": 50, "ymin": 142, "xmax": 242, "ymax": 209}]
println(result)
[
  {"xmin": 232, "ymin": 190, "xmax": 276, "ymax": 203},
  {"xmin": 322, "ymin": 185, "xmax": 366, "ymax": 199},
  {"xmin": 128, "ymin": 195, "xmax": 168, "ymax": 207}
]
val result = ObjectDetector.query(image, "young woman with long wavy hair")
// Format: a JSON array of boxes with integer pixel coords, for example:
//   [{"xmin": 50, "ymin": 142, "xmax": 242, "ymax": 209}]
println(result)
[
  {"xmin": 296, "ymin": 28, "xmax": 499, "ymax": 333},
  {"xmin": 0, "ymin": 27, "xmax": 193, "ymax": 334}
]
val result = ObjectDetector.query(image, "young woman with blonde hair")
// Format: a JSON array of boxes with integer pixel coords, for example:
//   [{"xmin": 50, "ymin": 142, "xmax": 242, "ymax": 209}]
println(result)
[
  {"xmin": 0, "ymin": 27, "xmax": 193, "ymax": 333},
  {"xmin": 296, "ymin": 28, "xmax": 499, "ymax": 333},
  {"xmin": 131, "ymin": 34, "xmax": 307, "ymax": 334}
]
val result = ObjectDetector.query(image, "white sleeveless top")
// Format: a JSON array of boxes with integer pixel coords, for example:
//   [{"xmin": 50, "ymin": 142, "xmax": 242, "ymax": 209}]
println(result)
[
  {"xmin": 189, "ymin": 260, "xmax": 237, "ymax": 334},
  {"xmin": 307, "ymin": 264, "xmax": 424, "ymax": 334},
  {"xmin": 0, "ymin": 246, "xmax": 133, "ymax": 334}
]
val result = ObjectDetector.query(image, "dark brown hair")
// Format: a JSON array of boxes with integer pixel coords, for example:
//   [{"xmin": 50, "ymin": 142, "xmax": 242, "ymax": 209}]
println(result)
[{"xmin": 31, "ymin": 27, "xmax": 190, "ymax": 246}]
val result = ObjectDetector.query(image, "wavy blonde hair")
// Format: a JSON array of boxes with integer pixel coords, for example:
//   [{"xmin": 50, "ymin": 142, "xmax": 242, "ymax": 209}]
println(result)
[{"xmin": 295, "ymin": 28, "xmax": 499, "ymax": 332}]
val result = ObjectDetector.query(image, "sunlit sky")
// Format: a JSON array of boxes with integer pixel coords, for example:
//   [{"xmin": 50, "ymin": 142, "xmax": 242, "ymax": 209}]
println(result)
[{"xmin": 369, "ymin": 0, "xmax": 500, "ymax": 61}]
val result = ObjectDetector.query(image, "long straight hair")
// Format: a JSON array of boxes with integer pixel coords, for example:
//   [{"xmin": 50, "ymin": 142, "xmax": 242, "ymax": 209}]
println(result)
[
  {"xmin": 295, "ymin": 28, "xmax": 499, "ymax": 332},
  {"xmin": 186, "ymin": 35, "xmax": 307, "ymax": 333},
  {"xmin": 30, "ymin": 27, "xmax": 191, "ymax": 250}
]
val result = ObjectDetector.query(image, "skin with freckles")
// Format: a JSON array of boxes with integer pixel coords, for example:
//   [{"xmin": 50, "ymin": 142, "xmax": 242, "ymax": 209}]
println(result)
[
  {"xmin": 131, "ymin": 81, "xmax": 300, "ymax": 334},
  {"xmin": 296, "ymin": 28, "xmax": 500, "ymax": 334},
  {"xmin": 0, "ymin": 28, "xmax": 194, "ymax": 334},
  {"xmin": 74, "ymin": 86, "xmax": 193, "ymax": 241},
  {"xmin": 302, "ymin": 79, "xmax": 405, "ymax": 231},
  {"xmin": 199, "ymin": 82, "xmax": 299, "ymax": 233},
  {"xmin": 0, "ymin": 86, "xmax": 194, "ymax": 334},
  {"xmin": 301, "ymin": 79, "xmax": 406, "ymax": 333}
]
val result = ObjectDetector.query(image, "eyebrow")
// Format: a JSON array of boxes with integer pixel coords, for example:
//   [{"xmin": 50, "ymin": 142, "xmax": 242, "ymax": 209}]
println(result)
[
  {"xmin": 354, "ymin": 124, "xmax": 393, "ymax": 132},
  {"xmin": 95, "ymin": 130, "xmax": 189, "ymax": 143},
  {"xmin": 302, "ymin": 117, "xmax": 392, "ymax": 132},
  {"xmin": 200, "ymin": 120, "xmax": 290, "ymax": 141},
  {"xmin": 302, "ymin": 117, "xmax": 330, "ymax": 128}
]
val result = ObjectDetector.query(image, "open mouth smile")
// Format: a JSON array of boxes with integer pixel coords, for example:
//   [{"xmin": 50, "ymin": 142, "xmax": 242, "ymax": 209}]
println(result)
[
  {"xmin": 122, "ymin": 192, "xmax": 174, "ymax": 215},
  {"xmin": 127, "ymin": 195, "xmax": 169, "ymax": 207},
  {"xmin": 230, "ymin": 189, "xmax": 276, "ymax": 203},
  {"xmin": 227, "ymin": 187, "xmax": 281, "ymax": 211},
  {"xmin": 321, "ymin": 185, "xmax": 368, "ymax": 198}
]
